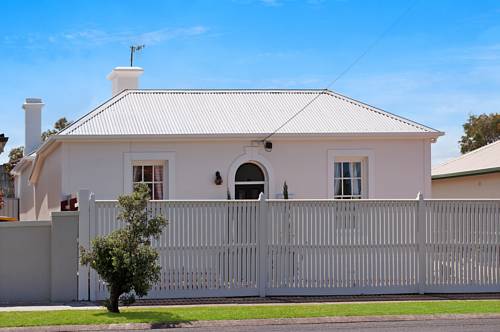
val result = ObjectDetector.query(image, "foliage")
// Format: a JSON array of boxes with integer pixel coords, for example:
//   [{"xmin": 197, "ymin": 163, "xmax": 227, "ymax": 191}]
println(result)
[
  {"xmin": 1, "ymin": 301, "xmax": 500, "ymax": 328},
  {"xmin": 460, "ymin": 113, "xmax": 500, "ymax": 154},
  {"xmin": 80, "ymin": 184, "xmax": 167, "ymax": 313},
  {"xmin": 3, "ymin": 117, "xmax": 71, "ymax": 179},
  {"xmin": 282, "ymin": 181, "xmax": 289, "ymax": 199},
  {"xmin": 3, "ymin": 146, "xmax": 24, "ymax": 176},
  {"xmin": 41, "ymin": 117, "xmax": 71, "ymax": 141},
  {"xmin": 0, "ymin": 190, "xmax": 3, "ymax": 210}
]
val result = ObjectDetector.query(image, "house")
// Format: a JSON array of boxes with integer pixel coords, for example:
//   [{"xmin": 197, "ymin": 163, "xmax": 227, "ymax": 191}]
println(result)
[
  {"xmin": 12, "ymin": 67, "xmax": 443, "ymax": 221},
  {"xmin": 432, "ymin": 140, "xmax": 500, "ymax": 198},
  {"xmin": 0, "ymin": 134, "xmax": 7, "ymax": 154}
]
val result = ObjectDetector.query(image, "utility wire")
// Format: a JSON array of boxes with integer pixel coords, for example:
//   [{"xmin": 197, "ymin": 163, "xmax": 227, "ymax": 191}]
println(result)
[{"xmin": 262, "ymin": 0, "xmax": 419, "ymax": 142}]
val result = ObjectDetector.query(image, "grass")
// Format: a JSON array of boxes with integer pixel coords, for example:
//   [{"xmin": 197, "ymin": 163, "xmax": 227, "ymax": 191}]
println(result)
[{"xmin": 0, "ymin": 300, "xmax": 499, "ymax": 328}]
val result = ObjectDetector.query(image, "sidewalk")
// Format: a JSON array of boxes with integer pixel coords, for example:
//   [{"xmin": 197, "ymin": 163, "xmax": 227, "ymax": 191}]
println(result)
[
  {"xmin": 2, "ymin": 313, "xmax": 500, "ymax": 332},
  {"xmin": 1, "ymin": 293, "xmax": 499, "ymax": 312}
]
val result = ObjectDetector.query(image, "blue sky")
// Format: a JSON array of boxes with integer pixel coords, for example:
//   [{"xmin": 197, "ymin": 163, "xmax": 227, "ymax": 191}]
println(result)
[{"xmin": 1, "ymin": 0, "xmax": 500, "ymax": 165}]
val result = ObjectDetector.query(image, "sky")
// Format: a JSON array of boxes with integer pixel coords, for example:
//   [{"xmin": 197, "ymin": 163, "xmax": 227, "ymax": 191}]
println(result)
[{"xmin": 1, "ymin": 0, "xmax": 500, "ymax": 165}]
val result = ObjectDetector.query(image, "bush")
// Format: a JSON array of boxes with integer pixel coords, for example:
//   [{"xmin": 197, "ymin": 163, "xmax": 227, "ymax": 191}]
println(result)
[{"xmin": 80, "ymin": 184, "xmax": 167, "ymax": 312}]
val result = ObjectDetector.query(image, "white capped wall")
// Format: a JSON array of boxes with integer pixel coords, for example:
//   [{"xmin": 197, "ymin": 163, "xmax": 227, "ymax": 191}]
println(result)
[{"xmin": 58, "ymin": 138, "xmax": 431, "ymax": 202}]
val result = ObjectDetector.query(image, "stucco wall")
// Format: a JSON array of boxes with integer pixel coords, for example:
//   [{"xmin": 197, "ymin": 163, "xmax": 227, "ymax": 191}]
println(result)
[
  {"xmin": 432, "ymin": 172, "xmax": 500, "ymax": 199},
  {"xmin": 60, "ymin": 138, "xmax": 431, "ymax": 200},
  {"xmin": 17, "ymin": 163, "xmax": 36, "ymax": 221},
  {"xmin": 34, "ymin": 146, "xmax": 63, "ymax": 220}
]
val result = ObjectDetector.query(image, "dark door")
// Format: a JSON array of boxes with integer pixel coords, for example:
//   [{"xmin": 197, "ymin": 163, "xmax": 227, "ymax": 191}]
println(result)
[{"xmin": 235, "ymin": 184, "xmax": 264, "ymax": 199}]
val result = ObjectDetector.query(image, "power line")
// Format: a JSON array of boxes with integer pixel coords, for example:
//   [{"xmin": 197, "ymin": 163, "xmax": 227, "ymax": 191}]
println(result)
[{"xmin": 262, "ymin": 0, "xmax": 420, "ymax": 142}]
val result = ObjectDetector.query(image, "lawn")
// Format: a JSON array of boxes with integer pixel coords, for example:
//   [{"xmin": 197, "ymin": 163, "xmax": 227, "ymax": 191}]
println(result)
[{"xmin": 1, "ymin": 300, "xmax": 499, "ymax": 328}]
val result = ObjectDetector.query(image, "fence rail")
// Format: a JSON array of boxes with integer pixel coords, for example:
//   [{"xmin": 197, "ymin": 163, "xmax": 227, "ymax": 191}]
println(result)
[
  {"xmin": 0, "ymin": 198, "xmax": 19, "ymax": 220},
  {"xmin": 78, "ymin": 193, "xmax": 500, "ymax": 300}
]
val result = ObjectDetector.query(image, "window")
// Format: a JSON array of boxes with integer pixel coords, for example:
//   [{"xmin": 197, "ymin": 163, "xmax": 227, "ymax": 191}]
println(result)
[
  {"xmin": 334, "ymin": 161, "xmax": 362, "ymax": 199},
  {"xmin": 235, "ymin": 163, "xmax": 265, "ymax": 199},
  {"xmin": 132, "ymin": 163, "xmax": 164, "ymax": 200}
]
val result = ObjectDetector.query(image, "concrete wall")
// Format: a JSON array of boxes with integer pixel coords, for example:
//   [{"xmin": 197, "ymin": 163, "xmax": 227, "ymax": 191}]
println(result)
[
  {"xmin": 0, "ymin": 212, "xmax": 78, "ymax": 303},
  {"xmin": 0, "ymin": 221, "xmax": 51, "ymax": 303},
  {"xmin": 432, "ymin": 172, "xmax": 500, "ymax": 198},
  {"xmin": 60, "ymin": 138, "xmax": 432, "ymax": 201}
]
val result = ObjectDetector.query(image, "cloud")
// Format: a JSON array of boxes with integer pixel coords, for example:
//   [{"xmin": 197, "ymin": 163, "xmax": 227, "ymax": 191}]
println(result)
[
  {"xmin": 2, "ymin": 26, "xmax": 209, "ymax": 49},
  {"xmin": 259, "ymin": 0, "xmax": 282, "ymax": 6}
]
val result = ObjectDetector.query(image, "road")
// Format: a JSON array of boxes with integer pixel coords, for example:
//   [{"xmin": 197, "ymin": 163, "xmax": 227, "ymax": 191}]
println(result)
[{"xmin": 118, "ymin": 318, "xmax": 500, "ymax": 332}]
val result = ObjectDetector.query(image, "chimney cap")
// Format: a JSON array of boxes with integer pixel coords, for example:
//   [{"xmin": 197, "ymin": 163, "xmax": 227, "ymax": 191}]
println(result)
[
  {"xmin": 107, "ymin": 67, "xmax": 144, "ymax": 80},
  {"xmin": 24, "ymin": 97, "xmax": 43, "ymax": 104}
]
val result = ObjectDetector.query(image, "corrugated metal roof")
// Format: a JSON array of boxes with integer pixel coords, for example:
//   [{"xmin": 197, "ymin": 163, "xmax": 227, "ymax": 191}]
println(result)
[
  {"xmin": 432, "ymin": 140, "xmax": 500, "ymax": 177},
  {"xmin": 59, "ymin": 89, "xmax": 440, "ymax": 136}
]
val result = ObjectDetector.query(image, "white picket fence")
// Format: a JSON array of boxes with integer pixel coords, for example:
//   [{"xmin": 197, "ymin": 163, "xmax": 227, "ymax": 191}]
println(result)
[
  {"xmin": 0, "ymin": 198, "xmax": 19, "ymax": 219},
  {"xmin": 76, "ymin": 192, "xmax": 500, "ymax": 301}
]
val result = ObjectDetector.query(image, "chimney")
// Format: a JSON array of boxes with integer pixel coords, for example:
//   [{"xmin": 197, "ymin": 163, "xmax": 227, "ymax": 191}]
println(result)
[
  {"xmin": 22, "ymin": 98, "xmax": 44, "ymax": 155},
  {"xmin": 106, "ymin": 67, "xmax": 144, "ymax": 96}
]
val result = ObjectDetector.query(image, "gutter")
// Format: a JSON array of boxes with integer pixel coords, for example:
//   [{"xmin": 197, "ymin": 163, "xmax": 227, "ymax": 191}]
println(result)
[{"xmin": 432, "ymin": 166, "xmax": 500, "ymax": 180}]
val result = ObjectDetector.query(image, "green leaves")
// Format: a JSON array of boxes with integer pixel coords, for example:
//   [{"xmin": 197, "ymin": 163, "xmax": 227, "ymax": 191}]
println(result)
[
  {"xmin": 460, "ymin": 113, "xmax": 500, "ymax": 154},
  {"xmin": 80, "ymin": 183, "xmax": 167, "ymax": 312}
]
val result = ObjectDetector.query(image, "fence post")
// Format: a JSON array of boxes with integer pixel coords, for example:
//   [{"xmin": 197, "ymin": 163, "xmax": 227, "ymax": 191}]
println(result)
[
  {"xmin": 417, "ymin": 192, "xmax": 426, "ymax": 294},
  {"xmin": 88, "ymin": 193, "xmax": 97, "ymax": 301},
  {"xmin": 258, "ymin": 193, "xmax": 268, "ymax": 297},
  {"xmin": 77, "ymin": 189, "xmax": 90, "ymax": 301}
]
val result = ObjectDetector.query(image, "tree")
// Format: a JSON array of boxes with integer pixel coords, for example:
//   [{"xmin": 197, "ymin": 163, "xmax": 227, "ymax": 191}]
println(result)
[
  {"xmin": 3, "ymin": 118, "xmax": 71, "ymax": 179},
  {"xmin": 3, "ymin": 146, "xmax": 24, "ymax": 176},
  {"xmin": 42, "ymin": 117, "xmax": 71, "ymax": 141},
  {"xmin": 80, "ymin": 184, "xmax": 167, "ymax": 313},
  {"xmin": 460, "ymin": 113, "xmax": 500, "ymax": 154}
]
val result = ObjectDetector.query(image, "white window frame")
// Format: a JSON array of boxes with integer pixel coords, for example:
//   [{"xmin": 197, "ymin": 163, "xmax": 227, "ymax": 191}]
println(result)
[
  {"xmin": 132, "ymin": 161, "xmax": 165, "ymax": 200},
  {"xmin": 124, "ymin": 152, "xmax": 175, "ymax": 199},
  {"xmin": 327, "ymin": 149, "xmax": 375, "ymax": 199}
]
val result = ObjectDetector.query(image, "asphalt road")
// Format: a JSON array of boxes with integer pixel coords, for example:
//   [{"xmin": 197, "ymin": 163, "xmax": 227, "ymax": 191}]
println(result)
[{"xmin": 120, "ymin": 318, "xmax": 500, "ymax": 332}]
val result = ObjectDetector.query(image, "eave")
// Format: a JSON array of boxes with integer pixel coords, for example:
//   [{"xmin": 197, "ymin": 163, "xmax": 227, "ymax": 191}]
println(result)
[{"xmin": 432, "ymin": 167, "xmax": 500, "ymax": 180}]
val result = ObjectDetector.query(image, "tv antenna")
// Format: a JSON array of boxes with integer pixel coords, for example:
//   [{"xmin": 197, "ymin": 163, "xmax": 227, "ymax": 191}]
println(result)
[{"xmin": 130, "ymin": 44, "xmax": 145, "ymax": 66}]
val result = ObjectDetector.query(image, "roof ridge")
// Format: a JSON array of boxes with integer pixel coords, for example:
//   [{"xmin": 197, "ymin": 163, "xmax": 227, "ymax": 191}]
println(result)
[{"xmin": 433, "ymin": 139, "xmax": 500, "ymax": 170}]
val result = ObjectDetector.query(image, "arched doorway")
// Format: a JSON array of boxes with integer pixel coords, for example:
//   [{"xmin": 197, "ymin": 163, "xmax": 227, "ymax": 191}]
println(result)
[{"xmin": 235, "ymin": 163, "xmax": 265, "ymax": 199}]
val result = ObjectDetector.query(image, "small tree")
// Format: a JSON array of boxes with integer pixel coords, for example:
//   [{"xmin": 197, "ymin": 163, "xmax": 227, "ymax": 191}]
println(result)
[{"xmin": 80, "ymin": 184, "xmax": 167, "ymax": 313}]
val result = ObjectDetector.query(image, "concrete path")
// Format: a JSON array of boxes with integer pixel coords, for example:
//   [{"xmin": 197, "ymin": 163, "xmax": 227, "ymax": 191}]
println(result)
[
  {"xmin": 1, "ymin": 292, "xmax": 499, "ymax": 312},
  {"xmin": 2, "ymin": 314, "xmax": 500, "ymax": 332}
]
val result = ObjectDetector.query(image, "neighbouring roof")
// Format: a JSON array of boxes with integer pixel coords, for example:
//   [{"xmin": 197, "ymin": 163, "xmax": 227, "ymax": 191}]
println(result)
[
  {"xmin": 58, "ymin": 89, "xmax": 441, "ymax": 137},
  {"xmin": 432, "ymin": 140, "xmax": 500, "ymax": 179},
  {"xmin": 0, "ymin": 134, "xmax": 8, "ymax": 154}
]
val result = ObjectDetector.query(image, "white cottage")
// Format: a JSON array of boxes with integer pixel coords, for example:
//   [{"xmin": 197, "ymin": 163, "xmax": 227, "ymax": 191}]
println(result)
[{"xmin": 13, "ymin": 67, "xmax": 443, "ymax": 221}]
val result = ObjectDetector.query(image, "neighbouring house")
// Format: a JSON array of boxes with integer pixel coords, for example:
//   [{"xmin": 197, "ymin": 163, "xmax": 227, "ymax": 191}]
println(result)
[
  {"xmin": 0, "ymin": 134, "xmax": 7, "ymax": 154},
  {"xmin": 0, "ymin": 134, "xmax": 13, "ymax": 196},
  {"xmin": 432, "ymin": 140, "xmax": 500, "ymax": 198},
  {"xmin": 12, "ymin": 67, "xmax": 443, "ymax": 221}
]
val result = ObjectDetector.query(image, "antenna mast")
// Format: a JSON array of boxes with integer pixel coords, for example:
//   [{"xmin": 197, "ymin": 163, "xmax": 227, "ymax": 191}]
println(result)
[{"xmin": 130, "ymin": 45, "xmax": 145, "ymax": 66}]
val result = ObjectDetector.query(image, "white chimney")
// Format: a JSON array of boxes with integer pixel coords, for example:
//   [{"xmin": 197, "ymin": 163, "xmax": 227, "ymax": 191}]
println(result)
[
  {"xmin": 22, "ymin": 98, "xmax": 44, "ymax": 155},
  {"xmin": 106, "ymin": 67, "xmax": 144, "ymax": 96}
]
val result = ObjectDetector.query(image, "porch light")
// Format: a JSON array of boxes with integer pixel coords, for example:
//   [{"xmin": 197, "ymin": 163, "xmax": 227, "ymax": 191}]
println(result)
[{"xmin": 215, "ymin": 171, "xmax": 223, "ymax": 185}]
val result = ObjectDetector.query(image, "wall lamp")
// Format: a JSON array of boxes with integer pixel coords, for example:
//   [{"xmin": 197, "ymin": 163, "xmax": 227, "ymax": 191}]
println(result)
[{"xmin": 215, "ymin": 171, "xmax": 223, "ymax": 185}]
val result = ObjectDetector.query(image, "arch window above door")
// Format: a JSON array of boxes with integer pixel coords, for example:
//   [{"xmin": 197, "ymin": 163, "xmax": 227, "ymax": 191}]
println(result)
[{"xmin": 235, "ymin": 163, "xmax": 265, "ymax": 199}]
